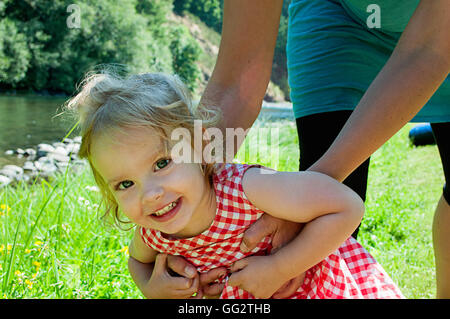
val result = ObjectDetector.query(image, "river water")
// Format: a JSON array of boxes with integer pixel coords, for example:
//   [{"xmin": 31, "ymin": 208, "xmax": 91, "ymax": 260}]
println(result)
[
  {"xmin": 0, "ymin": 95, "xmax": 294, "ymax": 168},
  {"xmin": 0, "ymin": 94, "xmax": 75, "ymax": 167}
]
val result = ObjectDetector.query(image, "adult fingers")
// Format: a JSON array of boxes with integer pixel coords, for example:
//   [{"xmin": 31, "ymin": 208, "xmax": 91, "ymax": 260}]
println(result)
[
  {"xmin": 227, "ymin": 271, "xmax": 244, "ymax": 288},
  {"xmin": 169, "ymin": 274, "xmax": 197, "ymax": 290},
  {"xmin": 167, "ymin": 254, "xmax": 197, "ymax": 279},
  {"xmin": 240, "ymin": 214, "xmax": 276, "ymax": 253},
  {"xmin": 271, "ymin": 221, "xmax": 304, "ymax": 253},
  {"xmin": 272, "ymin": 272, "xmax": 305, "ymax": 299},
  {"xmin": 229, "ymin": 258, "xmax": 248, "ymax": 273},
  {"xmin": 175, "ymin": 273, "xmax": 200, "ymax": 298},
  {"xmin": 153, "ymin": 253, "xmax": 168, "ymax": 275}
]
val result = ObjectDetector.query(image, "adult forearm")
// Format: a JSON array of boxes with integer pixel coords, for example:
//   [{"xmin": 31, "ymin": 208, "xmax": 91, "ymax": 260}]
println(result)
[
  {"xmin": 199, "ymin": 0, "xmax": 283, "ymax": 157},
  {"xmin": 128, "ymin": 256, "xmax": 154, "ymax": 298},
  {"xmin": 309, "ymin": 48, "xmax": 449, "ymax": 182},
  {"xmin": 308, "ymin": 0, "xmax": 450, "ymax": 181}
]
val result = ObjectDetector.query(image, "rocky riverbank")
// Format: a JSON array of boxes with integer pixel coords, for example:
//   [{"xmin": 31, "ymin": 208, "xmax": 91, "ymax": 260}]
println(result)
[{"xmin": 0, "ymin": 136, "xmax": 86, "ymax": 188}]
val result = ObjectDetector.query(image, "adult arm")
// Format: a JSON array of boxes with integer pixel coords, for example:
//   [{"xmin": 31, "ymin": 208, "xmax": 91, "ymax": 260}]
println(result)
[
  {"xmin": 308, "ymin": 0, "xmax": 450, "ymax": 181},
  {"xmin": 228, "ymin": 168, "xmax": 364, "ymax": 298},
  {"xmin": 199, "ymin": 0, "xmax": 283, "ymax": 158},
  {"xmin": 198, "ymin": 0, "xmax": 305, "ymax": 297}
]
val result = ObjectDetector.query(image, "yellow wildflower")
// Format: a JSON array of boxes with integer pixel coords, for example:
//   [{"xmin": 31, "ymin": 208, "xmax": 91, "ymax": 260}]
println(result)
[
  {"xmin": 0, "ymin": 244, "xmax": 4, "ymax": 254},
  {"xmin": 0, "ymin": 204, "xmax": 11, "ymax": 216},
  {"xmin": 25, "ymin": 279, "xmax": 33, "ymax": 290},
  {"xmin": 32, "ymin": 261, "xmax": 41, "ymax": 269},
  {"xmin": 7, "ymin": 244, "xmax": 12, "ymax": 251},
  {"xmin": 25, "ymin": 249, "xmax": 31, "ymax": 254},
  {"xmin": 34, "ymin": 241, "xmax": 43, "ymax": 246},
  {"xmin": 15, "ymin": 270, "xmax": 22, "ymax": 277},
  {"xmin": 119, "ymin": 246, "xmax": 129, "ymax": 255}
]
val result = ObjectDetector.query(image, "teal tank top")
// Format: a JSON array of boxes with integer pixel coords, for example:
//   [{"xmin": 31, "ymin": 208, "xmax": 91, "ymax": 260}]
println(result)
[
  {"xmin": 341, "ymin": 0, "xmax": 419, "ymax": 33},
  {"xmin": 287, "ymin": 0, "xmax": 450, "ymax": 123}
]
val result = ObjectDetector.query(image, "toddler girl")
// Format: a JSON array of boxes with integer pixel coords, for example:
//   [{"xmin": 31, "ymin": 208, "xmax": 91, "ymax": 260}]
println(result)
[{"xmin": 66, "ymin": 69, "xmax": 404, "ymax": 299}]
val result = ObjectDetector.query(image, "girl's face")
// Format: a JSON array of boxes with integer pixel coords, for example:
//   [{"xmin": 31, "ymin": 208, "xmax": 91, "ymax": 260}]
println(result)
[{"xmin": 90, "ymin": 127, "xmax": 216, "ymax": 238}]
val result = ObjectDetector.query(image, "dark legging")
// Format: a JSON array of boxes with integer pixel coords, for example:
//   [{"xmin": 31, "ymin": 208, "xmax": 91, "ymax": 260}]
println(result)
[{"xmin": 296, "ymin": 110, "xmax": 450, "ymax": 239}]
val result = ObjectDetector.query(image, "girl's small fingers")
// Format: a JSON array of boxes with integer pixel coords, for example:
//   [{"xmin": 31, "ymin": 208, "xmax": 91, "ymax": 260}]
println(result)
[
  {"xmin": 202, "ymin": 282, "xmax": 225, "ymax": 298},
  {"xmin": 199, "ymin": 267, "xmax": 227, "ymax": 286}
]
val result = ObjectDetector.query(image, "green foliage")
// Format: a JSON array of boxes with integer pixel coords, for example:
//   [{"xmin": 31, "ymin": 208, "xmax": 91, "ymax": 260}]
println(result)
[
  {"xmin": 174, "ymin": 0, "xmax": 291, "ymax": 99},
  {"xmin": 173, "ymin": 0, "xmax": 223, "ymax": 32},
  {"xmin": 0, "ymin": 0, "xmax": 202, "ymax": 95},
  {"xmin": 0, "ymin": 18, "xmax": 31, "ymax": 86},
  {"xmin": 170, "ymin": 27, "xmax": 202, "ymax": 91}
]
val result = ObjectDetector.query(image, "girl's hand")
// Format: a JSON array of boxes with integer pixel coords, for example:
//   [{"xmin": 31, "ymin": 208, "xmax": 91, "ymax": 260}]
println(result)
[
  {"xmin": 145, "ymin": 254, "xmax": 200, "ymax": 299},
  {"xmin": 227, "ymin": 255, "xmax": 285, "ymax": 299},
  {"xmin": 199, "ymin": 267, "xmax": 228, "ymax": 298}
]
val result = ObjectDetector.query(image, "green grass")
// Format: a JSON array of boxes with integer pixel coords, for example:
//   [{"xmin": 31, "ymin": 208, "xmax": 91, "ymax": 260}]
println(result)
[{"xmin": 0, "ymin": 120, "xmax": 443, "ymax": 298}]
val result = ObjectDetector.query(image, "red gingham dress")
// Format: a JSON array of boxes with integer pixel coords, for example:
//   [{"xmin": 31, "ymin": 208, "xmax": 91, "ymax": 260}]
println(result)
[{"xmin": 140, "ymin": 163, "xmax": 404, "ymax": 299}]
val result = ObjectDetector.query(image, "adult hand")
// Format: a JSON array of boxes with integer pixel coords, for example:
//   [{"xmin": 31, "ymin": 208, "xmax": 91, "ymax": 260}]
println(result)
[
  {"xmin": 240, "ymin": 214, "xmax": 305, "ymax": 298},
  {"xmin": 144, "ymin": 254, "xmax": 200, "ymax": 299},
  {"xmin": 167, "ymin": 255, "xmax": 227, "ymax": 299}
]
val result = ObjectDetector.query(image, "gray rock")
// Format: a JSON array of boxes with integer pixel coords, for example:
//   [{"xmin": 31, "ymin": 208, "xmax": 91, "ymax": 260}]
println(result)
[
  {"xmin": 23, "ymin": 161, "xmax": 36, "ymax": 171},
  {"xmin": 65, "ymin": 143, "xmax": 80, "ymax": 155},
  {"xmin": 37, "ymin": 143, "xmax": 55, "ymax": 158},
  {"xmin": 52, "ymin": 142, "xmax": 66, "ymax": 149},
  {"xmin": 0, "ymin": 174, "xmax": 12, "ymax": 188},
  {"xmin": 24, "ymin": 148, "xmax": 37, "ymax": 157},
  {"xmin": 0, "ymin": 165, "xmax": 24, "ymax": 179},
  {"xmin": 48, "ymin": 153, "xmax": 71, "ymax": 163},
  {"xmin": 37, "ymin": 162, "xmax": 58, "ymax": 177},
  {"xmin": 52, "ymin": 146, "xmax": 69, "ymax": 156}
]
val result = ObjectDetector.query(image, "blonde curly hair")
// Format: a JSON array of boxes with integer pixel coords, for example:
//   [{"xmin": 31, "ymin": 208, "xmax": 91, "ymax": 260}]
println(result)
[{"xmin": 65, "ymin": 67, "xmax": 221, "ymax": 228}]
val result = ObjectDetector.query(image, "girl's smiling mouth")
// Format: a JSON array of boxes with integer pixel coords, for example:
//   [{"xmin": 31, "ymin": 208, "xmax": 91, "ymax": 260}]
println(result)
[{"xmin": 149, "ymin": 198, "xmax": 182, "ymax": 222}]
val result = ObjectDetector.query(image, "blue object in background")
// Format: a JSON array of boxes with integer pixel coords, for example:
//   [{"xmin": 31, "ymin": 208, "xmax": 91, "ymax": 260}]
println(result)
[{"xmin": 408, "ymin": 123, "xmax": 436, "ymax": 146}]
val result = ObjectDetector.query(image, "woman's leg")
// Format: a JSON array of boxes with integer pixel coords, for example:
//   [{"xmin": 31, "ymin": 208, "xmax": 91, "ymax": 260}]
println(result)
[
  {"xmin": 430, "ymin": 122, "xmax": 450, "ymax": 298},
  {"xmin": 296, "ymin": 110, "xmax": 371, "ymax": 239}
]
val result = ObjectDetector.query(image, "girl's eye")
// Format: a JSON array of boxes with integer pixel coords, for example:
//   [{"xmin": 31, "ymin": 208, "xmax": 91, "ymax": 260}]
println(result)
[
  {"xmin": 118, "ymin": 180, "xmax": 134, "ymax": 190},
  {"xmin": 155, "ymin": 158, "xmax": 171, "ymax": 171}
]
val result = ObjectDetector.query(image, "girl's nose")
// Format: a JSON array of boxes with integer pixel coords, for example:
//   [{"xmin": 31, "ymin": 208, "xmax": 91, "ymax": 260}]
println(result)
[{"xmin": 142, "ymin": 182, "xmax": 164, "ymax": 204}]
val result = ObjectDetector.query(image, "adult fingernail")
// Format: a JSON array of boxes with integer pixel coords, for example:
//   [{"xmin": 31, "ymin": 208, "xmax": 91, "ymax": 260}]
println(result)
[{"xmin": 185, "ymin": 267, "xmax": 196, "ymax": 278}]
